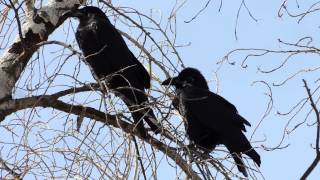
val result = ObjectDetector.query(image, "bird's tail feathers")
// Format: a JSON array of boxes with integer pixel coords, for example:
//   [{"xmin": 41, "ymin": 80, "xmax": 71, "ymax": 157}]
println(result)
[
  {"xmin": 232, "ymin": 153, "xmax": 248, "ymax": 177},
  {"xmin": 245, "ymin": 148, "xmax": 261, "ymax": 166},
  {"xmin": 142, "ymin": 108, "xmax": 161, "ymax": 133}
]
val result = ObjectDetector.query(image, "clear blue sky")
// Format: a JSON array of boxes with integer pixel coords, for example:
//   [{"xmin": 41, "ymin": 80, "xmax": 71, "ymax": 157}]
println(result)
[
  {"xmin": 114, "ymin": 0, "xmax": 320, "ymax": 179},
  {"xmin": 1, "ymin": 0, "xmax": 320, "ymax": 179}
]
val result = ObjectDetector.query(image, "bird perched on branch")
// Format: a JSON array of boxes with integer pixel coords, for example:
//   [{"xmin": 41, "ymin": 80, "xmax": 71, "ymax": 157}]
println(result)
[
  {"xmin": 64, "ymin": 6, "xmax": 160, "ymax": 136},
  {"xmin": 162, "ymin": 67, "xmax": 261, "ymax": 177}
]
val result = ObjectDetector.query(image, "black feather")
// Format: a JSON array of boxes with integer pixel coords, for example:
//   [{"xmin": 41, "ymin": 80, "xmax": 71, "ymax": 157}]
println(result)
[
  {"xmin": 162, "ymin": 67, "xmax": 260, "ymax": 176},
  {"xmin": 71, "ymin": 6, "xmax": 159, "ymax": 135}
]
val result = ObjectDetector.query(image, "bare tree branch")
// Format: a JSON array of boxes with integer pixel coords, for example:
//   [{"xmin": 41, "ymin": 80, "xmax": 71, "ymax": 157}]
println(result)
[
  {"xmin": 0, "ymin": 0, "xmax": 83, "ymax": 99},
  {"xmin": 0, "ymin": 93, "xmax": 201, "ymax": 179},
  {"xmin": 301, "ymin": 79, "xmax": 320, "ymax": 179}
]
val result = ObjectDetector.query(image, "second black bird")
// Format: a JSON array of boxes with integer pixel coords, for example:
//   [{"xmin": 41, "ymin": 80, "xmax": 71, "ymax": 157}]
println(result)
[
  {"xmin": 65, "ymin": 6, "xmax": 160, "ymax": 135},
  {"xmin": 162, "ymin": 67, "xmax": 261, "ymax": 177}
]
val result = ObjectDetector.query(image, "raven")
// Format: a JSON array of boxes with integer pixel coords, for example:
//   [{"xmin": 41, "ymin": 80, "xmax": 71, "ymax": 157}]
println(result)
[
  {"xmin": 162, "ymin": 68, "xmax": 260, "ymax": 177},
  {"xmin": 65, "ymin": 6, "xmax": 160, "ymax": 135},
  {"xmin": 168, "ymin": 68, "xmax": 251, "ymax": 132}
]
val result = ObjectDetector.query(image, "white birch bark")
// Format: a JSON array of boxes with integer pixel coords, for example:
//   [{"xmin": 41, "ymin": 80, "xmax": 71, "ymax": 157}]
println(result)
[{"xmin": 0, "ymin": 0, "xmax": 84, "ymax": 99}]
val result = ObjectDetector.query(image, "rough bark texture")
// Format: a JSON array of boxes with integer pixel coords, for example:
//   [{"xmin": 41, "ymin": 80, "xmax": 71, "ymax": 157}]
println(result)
[
  {"xmin": 0, "ymin": 0, "xmax": 82, "ymax": 99},
  {"xmin": 0, "ymin": 1, "xmax": 201, "ymax": 179},
  {"xmin": 0, "ymin": 88, "xmax": 201, "ymax": 179}
]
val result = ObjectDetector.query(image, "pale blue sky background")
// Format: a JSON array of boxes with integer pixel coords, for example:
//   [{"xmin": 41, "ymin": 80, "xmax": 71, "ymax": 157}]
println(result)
[
  {"xmin": 1, "ymin": 0, "xmax": 320, "ymax": 179},
  {"xmin": 112, "ymin": 0, "xmax": 320, "ymax": 179}
]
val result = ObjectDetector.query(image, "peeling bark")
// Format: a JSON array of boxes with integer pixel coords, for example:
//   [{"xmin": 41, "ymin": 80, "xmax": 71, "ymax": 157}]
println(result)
[
  {"xmin": 0, "ymin": 0, "xmax": 83, "ymax": 99},
  {"xmin": 0, "ymin": 1, "xmax": 202, "ymax": 179}
]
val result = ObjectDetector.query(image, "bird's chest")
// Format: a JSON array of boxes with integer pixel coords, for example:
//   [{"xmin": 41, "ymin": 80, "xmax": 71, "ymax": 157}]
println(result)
[
  {"xmin": 177, "ymin": 94, "xmax": 187, "ymax": 117},
  {"xmin": 177, "ymin": 94, "xmax": 192, "ymax": 131},
  {"xmin": 177, "ymin": 91, "xmax": 205, "ymax": 136},
  {"xmin": 177, "ymin": 91, "xmax": 196, "ymax": 118}
]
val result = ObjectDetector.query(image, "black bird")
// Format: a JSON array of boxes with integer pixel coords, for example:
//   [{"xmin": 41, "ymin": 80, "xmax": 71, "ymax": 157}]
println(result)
[
  {"xmin": 64, "ymin": 6, "xmax": 160, "ymax": 135},
  {"xmin": 162, "ymin": 68, "xmax": 260, "ymax": 177},
  {"xmin": 170, "ymin": 68, "xmax": 251, "ymax": 132}
]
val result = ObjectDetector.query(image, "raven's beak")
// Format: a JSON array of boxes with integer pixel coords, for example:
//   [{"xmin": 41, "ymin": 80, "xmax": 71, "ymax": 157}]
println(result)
[
  {"xmin": 161, "ymin": 77, "xmax": 177, "ymax": 86},
  {"xmin": 62, "ymin": 8, "xmax": 83, "ymax": 18}
]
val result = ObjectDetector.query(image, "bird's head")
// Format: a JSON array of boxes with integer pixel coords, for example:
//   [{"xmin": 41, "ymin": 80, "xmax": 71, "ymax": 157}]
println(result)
[
  {"xmin": 63, "ymin": 6, "xmax": 108, "ymax": 22},
  {"xmin": 162, "ymin": 67, "xmax": 209, "ymax": 89}
]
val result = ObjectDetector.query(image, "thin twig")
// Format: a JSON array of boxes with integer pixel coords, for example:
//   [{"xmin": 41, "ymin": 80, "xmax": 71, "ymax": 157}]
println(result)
[
  {"xmin": 301, "ymin": 79, "xmax": 320, "ymax": 179},
  {"xmin": 132, "ymin": 135, "xmax": 147, "ymax": 180}
]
